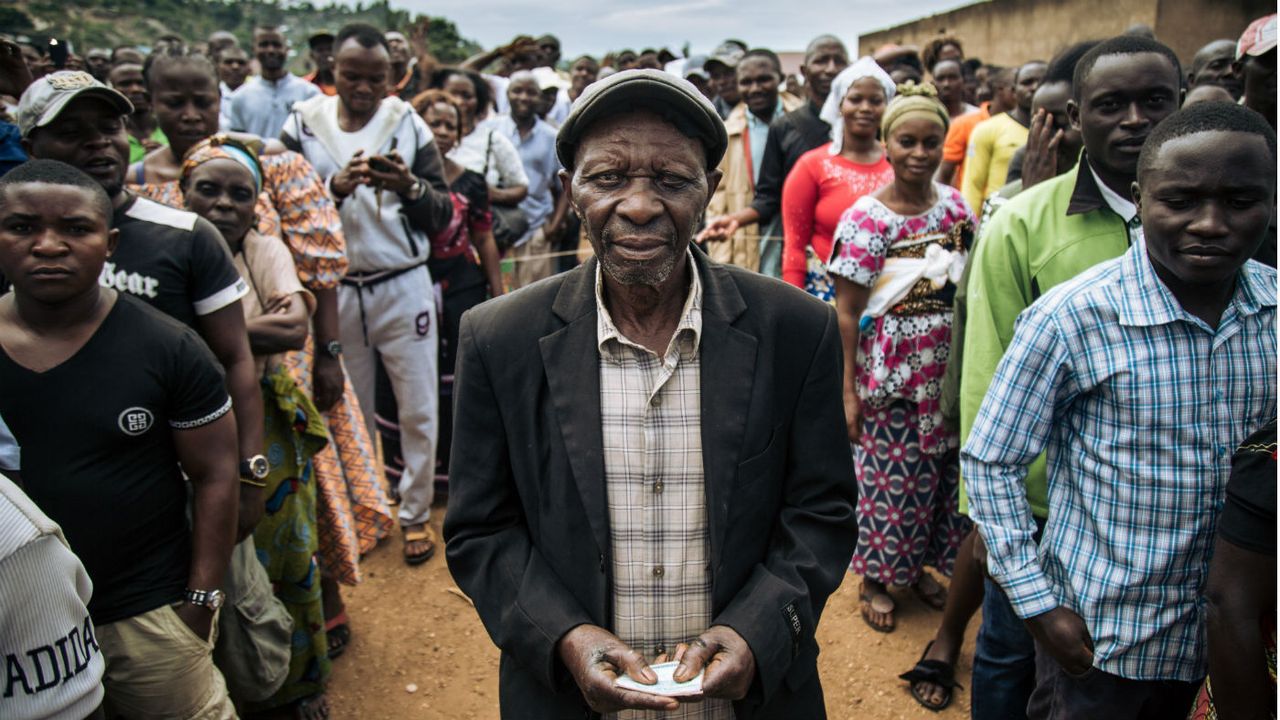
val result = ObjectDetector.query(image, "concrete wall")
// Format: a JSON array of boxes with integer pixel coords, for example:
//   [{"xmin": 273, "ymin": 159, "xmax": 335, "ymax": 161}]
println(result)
[{"xmin": 857, "ymin": 0, "xmax": 1271, "ymax": 69}]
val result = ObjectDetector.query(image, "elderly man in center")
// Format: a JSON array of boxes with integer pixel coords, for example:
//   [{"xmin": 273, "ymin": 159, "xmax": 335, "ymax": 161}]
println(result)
[{"xmin": 444, "ymin": 69, "xmax": 858, "ymax": 719}]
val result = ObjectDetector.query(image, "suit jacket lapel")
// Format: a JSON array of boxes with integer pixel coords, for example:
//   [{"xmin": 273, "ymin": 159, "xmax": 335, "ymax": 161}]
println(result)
[
  {"xmin": 696, "ymin": 253, "xmax": 755, "ymax": 573},
  {"xmin": 540, "ymin": 260, "xmax": 609, "ymax": 557}
]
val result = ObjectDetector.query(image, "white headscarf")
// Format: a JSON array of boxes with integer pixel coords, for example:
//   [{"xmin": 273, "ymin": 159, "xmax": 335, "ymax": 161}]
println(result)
[{"xmin": 819, "ymin": 57, "xmax": 897, "ymax": 154}]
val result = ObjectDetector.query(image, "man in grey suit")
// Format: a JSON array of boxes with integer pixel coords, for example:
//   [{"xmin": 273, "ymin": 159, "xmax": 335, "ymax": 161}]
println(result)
[{"xmin": 444, "ymin": 69, "xmax": 857, "ymax": 719}]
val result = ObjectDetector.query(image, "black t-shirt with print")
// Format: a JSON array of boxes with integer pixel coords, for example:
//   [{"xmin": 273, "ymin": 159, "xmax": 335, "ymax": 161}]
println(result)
[
  {"xmin": 0, "ymin": 295, "xmax": 232, "ymax": 624},
  {"xmin": 105, "ymin": 194, "xmax": 247, "ymax": 329},
  {"xmin": 1220, "ymin": 419, "xmax": 1277, "ymax": 556}
]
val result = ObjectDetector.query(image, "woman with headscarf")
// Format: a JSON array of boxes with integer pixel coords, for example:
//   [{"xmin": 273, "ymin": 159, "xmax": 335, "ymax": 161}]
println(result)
[
  {"xmin": 780, "ymin": 58, "xmax": 897, "ymax": 300},
  {"xmin": 179, "ymin": 136, "xmax": 332, "ymax": 719},
  {"xmin": 127, "ymin": 49, "xmax": 393, "ymax": 661},
  {"xmin": 827, "ymin": 83, "xmax": 975, "ymax": 646}
]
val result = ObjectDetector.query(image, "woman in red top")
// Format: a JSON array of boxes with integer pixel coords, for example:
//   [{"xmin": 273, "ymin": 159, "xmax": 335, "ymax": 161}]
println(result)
[{"xmin": 781, "ymin": 57, "xmax": 897, "ymax": 299}]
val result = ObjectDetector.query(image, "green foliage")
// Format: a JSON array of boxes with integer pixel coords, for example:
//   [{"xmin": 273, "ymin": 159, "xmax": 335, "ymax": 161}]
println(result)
[{"xmin": 13, "ymin": 0, "xmax": 480, "ymax": 68}]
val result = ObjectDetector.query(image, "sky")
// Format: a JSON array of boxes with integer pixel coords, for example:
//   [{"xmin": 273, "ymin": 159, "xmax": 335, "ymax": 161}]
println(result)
[{"xmin": 387, "ymin": 0, "xmax": 975, "ymax": 58}]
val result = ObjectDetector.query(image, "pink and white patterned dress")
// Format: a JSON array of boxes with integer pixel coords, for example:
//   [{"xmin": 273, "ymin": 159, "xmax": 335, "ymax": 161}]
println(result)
[{"xmin": 827, "ymin": 183, "xmax": 974, "ymax": 456}]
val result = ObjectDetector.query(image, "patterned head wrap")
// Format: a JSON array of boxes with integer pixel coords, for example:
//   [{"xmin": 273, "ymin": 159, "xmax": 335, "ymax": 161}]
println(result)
[
  {"xmin": 880, "ymin": 81, "xmax": 950, "ymax": 138},
  {"xmin": 180, "ymin": 134, "xmax": 264, "ymax": 194},
  {"xmin": 819, "ymin": 57, "xmax": 897, "ymax": 155}
]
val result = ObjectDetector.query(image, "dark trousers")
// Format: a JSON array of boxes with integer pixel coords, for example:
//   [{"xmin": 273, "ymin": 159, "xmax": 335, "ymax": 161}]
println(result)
[
  {"xmin": 971, "ymin": 517, "xmax": 1045, "ymax": 720},
  {"xmin": 1027, "ymin": 639, "xmax": 1200, "ymax": 720}
]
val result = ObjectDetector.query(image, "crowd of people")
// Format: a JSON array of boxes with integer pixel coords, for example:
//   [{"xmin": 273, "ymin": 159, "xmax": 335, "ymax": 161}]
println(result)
[{"xmin": 0, "ymin": 10, "xmax": 1275, "ymax": 720}]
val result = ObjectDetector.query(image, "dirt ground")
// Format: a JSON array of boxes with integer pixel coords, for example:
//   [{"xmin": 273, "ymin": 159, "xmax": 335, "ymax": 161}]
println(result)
[{"xmin": 327, "ymin": 511, "xmax": 978, "ymax": 719}]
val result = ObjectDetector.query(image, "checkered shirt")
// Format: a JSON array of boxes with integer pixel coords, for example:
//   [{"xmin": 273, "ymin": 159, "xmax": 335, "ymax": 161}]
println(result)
[
  {"xmin": 596, "ymin": 259, "xmax": 730, "ymax": 720},
  {"xmin": 962, "ymin": 237, "xmax": 1277, "ymax": 682}
]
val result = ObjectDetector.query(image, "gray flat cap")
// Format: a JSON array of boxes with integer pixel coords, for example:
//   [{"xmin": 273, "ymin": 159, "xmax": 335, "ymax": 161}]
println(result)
[{"xmin": 555, "ymin": 68, "xmax": 728, "ymax": 169}]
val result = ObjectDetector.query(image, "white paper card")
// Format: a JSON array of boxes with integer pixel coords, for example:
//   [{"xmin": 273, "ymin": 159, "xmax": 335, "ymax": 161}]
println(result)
[{"xmin": 614, "ymin": 661, "xmax": 704, "ymax": 697}]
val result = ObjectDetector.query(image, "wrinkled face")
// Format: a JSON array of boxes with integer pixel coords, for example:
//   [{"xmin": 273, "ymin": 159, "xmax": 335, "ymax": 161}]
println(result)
[
  {"xmin": 571, "ymin": 58, "xmax": 598, "ymax": 92},
  {"xmin": 840, "ymin": 77, "xmax": 888, "ymax": 139},
  {"xmin": 1014, "ymin": 62, "xmax": 1047, "ymax": 113},
  {"xmin": 422, "ymin": 102, "xmax": 460, "ymax": 154},
  {"xmin": 802, "ymin": 42, "xmax": 849, "ymax": 101},
  {"xmin": 443, "ymin": 74, "xmax": 478, "ymax": 126},
  {"xmin": 0, "ymin": 183, "xmax": 115, "ymax": 305},
  {"xmin": 151, "ymin": 63, "xmax": 221, "ymax": 155},
  {"xmin": 708, "ymin": 62, "xmax": 738, "ymax": 104},
  {"xmin": 254, "ymin": 30, "xmax": 287, "ymax": 72},
  {"xmin": 1190, "ymin": 40, "xmax": 1242, "ymax": 99},
  {"xmin": 1136, "ymin": 131, "xmax": 1274, "ymax": 288},
  {"xmin": 24, "ymin": 98, "xmax": 130, "ymax": 199},
  {"xmin": 1031, "ymin": 81, "xmax": 1081, "ymax": 172},
  {"xmin": 335, "ymin": 40, "xmax": 390, "ymax": 116},
  {"xmin": 507, "ymin": 77, "xmax": 541, "ymax": 122},
  {"xmin": 108, "ymin": 63, "xmax": 148, "ymax": 112},
  {"xmin": 885, "ymin": 117, "xmax": 945, "ymax": 183},
  {"xmin": 1069, "ymin": 52, "xmax": 1181, "ymax": 182},
  {"xmin": 736, "ymin": 57, "xmax": 780, "ymax": 117},
  {"xmin": 385, "ymin": 32, "xmax": 410, "ymax": 65},
  {"xmin": 310, "ymin": 39, "xmax": 334, "ymax": 74},
  {"xmin": 568, "ymin": 112, "xmax": 720, "ymax": 288},
  {"xmin": 931, "ymin": 60, "xmax": 965, "ymax": 107},
  {"xmin": 182, "ymin": 159, "xmax": 258, "ymax": 246},
  {"xmin": 219, "ymin": 49, "xmax": 250, "ymax": 88}
]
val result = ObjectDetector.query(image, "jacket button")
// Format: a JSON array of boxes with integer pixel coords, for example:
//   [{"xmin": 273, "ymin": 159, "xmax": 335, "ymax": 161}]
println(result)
[{"xmin": 652, "ymin": 565, "xmax": 664, "ymax": 577}]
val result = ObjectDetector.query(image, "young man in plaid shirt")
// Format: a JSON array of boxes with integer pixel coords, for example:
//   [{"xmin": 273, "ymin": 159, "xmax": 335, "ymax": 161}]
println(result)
[{"xmin": 963, "ymin": 102, "xmax": 1277, "ymax": 718}]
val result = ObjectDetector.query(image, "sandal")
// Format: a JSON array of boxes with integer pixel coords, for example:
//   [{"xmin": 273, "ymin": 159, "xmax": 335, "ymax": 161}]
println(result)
[
  {"xmin": 403, "ymin": 523, "xmax": 437, "ymax": 566},
  {"xmin": 294, "ymin": 693, "xmax": 330, "ymax": 720},
  {"xmin": 858, "ymin": 580, "xmax": 896, "ymax": 633},
  {"xmin": 324, "ymin": 611, "xmax": 350, "ymax": 659},
  {"xmin": 914, "ymin": 573, "xmax": 948, "ymax": 611},
  {"xmin": 898, "ymin": 641, "xmax": 962, "ymax": 712}
]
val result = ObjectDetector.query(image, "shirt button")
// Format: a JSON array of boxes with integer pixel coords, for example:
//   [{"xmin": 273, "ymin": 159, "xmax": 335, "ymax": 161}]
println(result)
[
  {"xmin": 653, "ymin": 481, "xmax": 664, "ymax": 494},
  {"xmin": 651, "ymin": 394, "xmax": 662, "ymax": 407},
  {"xmin": 652, "ymin": 565, "xmax": 665, "ymax": 577},
  {"xmin": 1214, "ymin": 389, "xmax": 1225, "ymax": 399},
  {"xmin": 655, "ymin": 645, "xmax": 665, "ymax": 656},
  {"xmin": 1218, "ymin": 445, "xmax": 1228, "ymax": 457}
]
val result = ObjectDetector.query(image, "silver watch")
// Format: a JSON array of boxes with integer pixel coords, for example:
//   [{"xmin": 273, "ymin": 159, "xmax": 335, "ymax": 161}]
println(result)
[{"xmin": 183, "ymin": 588, "xmax": 225, "ymax": 611}]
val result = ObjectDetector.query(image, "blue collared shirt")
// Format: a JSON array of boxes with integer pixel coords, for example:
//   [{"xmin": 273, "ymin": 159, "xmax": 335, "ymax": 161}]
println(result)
[
  {"xmin": 227, "ymin": 74, "xmax": 320, "ymax": 140},
  {"xmin": 962, "ymin": 237, "xmax": 1277, "ymax": 682},
  {"xmin": 745, "ymin": 99, "xmax": 784, "ymax": 187},
  {"xmin": 491, "ymin": 115, "xmax": 561, "ymax": 247}
]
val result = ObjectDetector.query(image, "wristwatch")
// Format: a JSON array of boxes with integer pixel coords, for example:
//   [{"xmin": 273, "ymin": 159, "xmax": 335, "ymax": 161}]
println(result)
[
  {"xmin": 184, "ymin": 588, "xmax": 225, "ymax": 611},
  {"xmin": 322, "ymin": 340, "xmax": 343, "ymax": 359},
  {"xmin": 239, "ymin": 454, "xmax": 269, "ymax": 484}
]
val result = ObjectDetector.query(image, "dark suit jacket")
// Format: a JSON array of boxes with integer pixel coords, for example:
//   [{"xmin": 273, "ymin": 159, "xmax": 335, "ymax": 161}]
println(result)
[{"xmin": 443, "ymin": 249, "xmax": 857, "ymax": 719}]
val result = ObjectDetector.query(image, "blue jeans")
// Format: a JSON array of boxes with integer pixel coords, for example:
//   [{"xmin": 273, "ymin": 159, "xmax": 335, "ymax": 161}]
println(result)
[{"xmin": 971, "ymin": 517, "xmax": 1045, "ymax": 720}]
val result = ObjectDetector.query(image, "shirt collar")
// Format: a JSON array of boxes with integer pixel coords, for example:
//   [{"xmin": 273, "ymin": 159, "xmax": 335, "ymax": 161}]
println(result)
[
  {"xmin": 595, "ymin": 252, "xmax": 703, "ymax": 362},
  {"xmin": 746, "ymin": 99, "xmax": 784, "ymax": 128},
  {"xmin": 1118, "ymin": 229, "xmax": 1277, "ymax": 327},
  {"xmin": 1066, "ymin": 153, "xmax": 1136, "ymax": 223}
]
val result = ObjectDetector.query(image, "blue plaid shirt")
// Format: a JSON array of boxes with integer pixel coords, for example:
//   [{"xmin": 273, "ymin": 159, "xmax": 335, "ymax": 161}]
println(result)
[{"xmin": 962, "ymin": 237, "xmax": 1277, "ymax": 681}]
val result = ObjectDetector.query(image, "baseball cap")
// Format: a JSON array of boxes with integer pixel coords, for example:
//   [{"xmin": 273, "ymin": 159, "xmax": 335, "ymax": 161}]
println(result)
[
  {"xmin": 308, "ymin": 32, "xmax": 335, "ymax": 49},
  {"xmin": 704, "ymin": 42, "xmax": 745, "ymax": 70},
  {"xmin": 532, "ymin": 66, "xmax": 570, "ymax": 91},
  {"xmin": 15, "ymin": 71, "xmax": 134, "ymax": 138},
  {"xmin": 1237, "ymin": 14, "xmax": 1277, "ymax": 59},
  {"xmin": 683, "ymin": 55, "xmax": 711, "ymax": 81},
  {"xmin": 556, "ymin": 69, "xmax": 728, "ymax": 169}
]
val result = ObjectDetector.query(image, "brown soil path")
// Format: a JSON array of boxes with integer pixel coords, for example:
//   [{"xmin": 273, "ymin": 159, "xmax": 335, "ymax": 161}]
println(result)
[{"xmin": 327, "ymin": 513, "xmax": 978, "ymax": 719}]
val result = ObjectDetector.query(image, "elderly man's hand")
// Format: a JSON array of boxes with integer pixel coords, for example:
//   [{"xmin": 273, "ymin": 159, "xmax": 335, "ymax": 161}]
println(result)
[
  {"xmin": 671, "ymin": 625, "xmax": 756, "ymax": 701},
  {"xmin": 557, "ymin": 624, "xmax": 679, "ymax": 713}
]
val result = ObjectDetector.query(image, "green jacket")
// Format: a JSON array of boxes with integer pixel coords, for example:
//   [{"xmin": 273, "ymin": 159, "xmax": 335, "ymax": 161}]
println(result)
[{"xmin": 958, "ymin": 158, "xmax": 1132, "ymax": 516}]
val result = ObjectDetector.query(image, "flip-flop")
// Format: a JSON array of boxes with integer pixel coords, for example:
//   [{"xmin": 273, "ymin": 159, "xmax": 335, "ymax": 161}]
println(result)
[
  {"xmin": 914, "ymin": 574, "xmax": 948, "ymax": 611},
  {"xmin": 859, "ymin": 581, "xmax": 896, "ymax": 633},
  {"xmin": 294, "ymin": 693, "xmax": 330, "ymax": 720},
  {"xmin": 324, "ymin": 611, "xmax": 350, "ymax": 659},
  {"xmin": 898, "ymin": 641, "xmax": 963, "ymax": 712},
  {"xmin": 403, "ymin": 524, "xmax": 437, "ymax": 566}
]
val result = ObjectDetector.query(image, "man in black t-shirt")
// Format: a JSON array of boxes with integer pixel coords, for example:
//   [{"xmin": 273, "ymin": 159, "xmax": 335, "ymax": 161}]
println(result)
[
  {"xmin": 17, "ymin": 71, "xmax": 269, "ymax": 540},
  {"xmin": 0, "ymin": 160, "xmax": 239, "ymax": 717}
]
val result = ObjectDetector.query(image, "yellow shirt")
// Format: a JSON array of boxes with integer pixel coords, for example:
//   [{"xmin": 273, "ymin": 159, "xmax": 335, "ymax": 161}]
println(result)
[{"xmin": 961, "ymin": 112, "xmax": 1028, "ymax": 215}]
